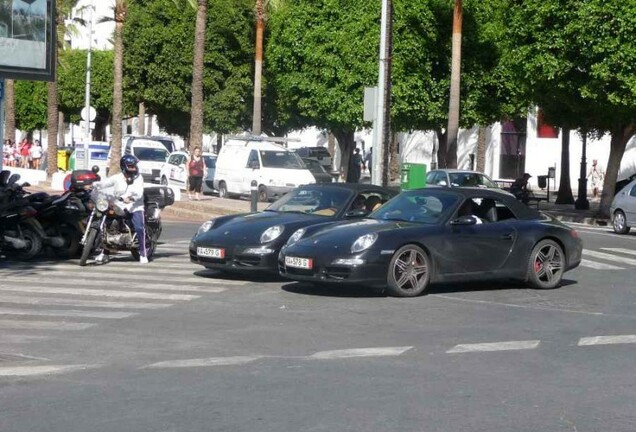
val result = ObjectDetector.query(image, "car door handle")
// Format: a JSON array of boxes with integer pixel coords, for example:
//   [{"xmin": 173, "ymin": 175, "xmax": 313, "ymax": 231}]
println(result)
[{"xmin": 501, "ymin": 233, "xmax": 514, "ymax": 240}]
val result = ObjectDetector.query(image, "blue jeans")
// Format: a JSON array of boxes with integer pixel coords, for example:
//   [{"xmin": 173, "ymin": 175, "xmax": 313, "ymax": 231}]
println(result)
[{"xmin": 131, "ymin": 211, "xmax": 146, "ymax": 258}]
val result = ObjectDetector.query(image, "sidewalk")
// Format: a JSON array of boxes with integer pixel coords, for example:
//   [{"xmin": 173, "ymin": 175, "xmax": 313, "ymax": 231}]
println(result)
[{"xmin": 25, "ymin": 181, "xmax": 609, "ymax": 226}]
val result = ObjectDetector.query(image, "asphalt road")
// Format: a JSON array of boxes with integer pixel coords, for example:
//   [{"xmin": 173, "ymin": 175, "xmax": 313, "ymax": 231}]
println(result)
[{"xmin": 1, "ymin": 222, "xmax": 635, "ymax": 432}]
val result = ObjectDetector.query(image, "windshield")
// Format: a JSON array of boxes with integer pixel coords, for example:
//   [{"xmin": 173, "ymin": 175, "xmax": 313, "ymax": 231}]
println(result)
[
  {"xmin": 204, "ymin": 156, "xmax": 216, "ymax": 169},
  {"xmin": 303, "ymin": 159, "xmax": 326, "ymax": 173},
  {"xmin": 266, "ymin": 187, "xmax": 351, "ymax": 216},
  {"xmin": 448, "ymin": 172, "xmax": 497, "ymax": 188},
  {"xmin": 260, "ymin": 150, "xmax": 304, "ymax": 169},
  {"xmin": 371, "ymin": 190, "xmax": 459, "ymax": 224},
  {"xmin": 134, "ymin": 147, "xmax": 169, "ymax": 162}
]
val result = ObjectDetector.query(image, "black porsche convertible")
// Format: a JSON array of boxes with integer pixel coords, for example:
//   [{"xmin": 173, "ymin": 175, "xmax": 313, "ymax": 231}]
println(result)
[
  {"xmin": 279, "ymin": 187, "xmax": 583, "ymax": 297},
  {"xmin": 189, "ymin": 183, "xmax": 395, "ymax": 273}
]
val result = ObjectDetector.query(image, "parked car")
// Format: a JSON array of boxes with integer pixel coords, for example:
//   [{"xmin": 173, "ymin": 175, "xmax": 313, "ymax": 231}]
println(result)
[
  {"xmin": 426, "ymin": 169, "xmax": 500, "ymax": 189},
  {"xmin": 615, "ymin": 172, "xmax": 636, "ymax": 195},
  {"xmin": 190, "ymin": 183, "xmax": 395, "ymax": 273},
  {"xmin": 123, "ymin": 139, "xmax": 170, "ymax": 183},
  {"xmin": 302, "ymin": 158, "xmax": 334, "ymax": 183},
  {"xmin": 295, "ymin": 146, "xmax": 332, "ymax": 169},
  {"xmin": 160, "ymin": 151, "xmax": 217, "ymax": 194},
  {"xmin": 124, "ymin": 136, "xmax": 177, "ymax": 154},
  {"xmin": 279, "ymin": 187, "xmax": 582, "ymax": 297},
  {"xmin": 213, "ymin": 139, "xmax": 315, "ymax": 202},
  {"xmin": 610, "ymin": 178, "xmax": 636, "ymax": 234}
]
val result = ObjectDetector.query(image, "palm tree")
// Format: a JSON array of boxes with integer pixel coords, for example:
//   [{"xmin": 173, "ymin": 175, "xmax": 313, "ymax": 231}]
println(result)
[
  {"xmin": 252, "ymin": 0, "xmax": 283, "ymax": 136},
  {"xmin": 445, "ymin": 0, "xmax": 462, "ymax": 169},
  {"xmin": 4, "ymin": 79, "xmax": 16, "ymax": 145},
  {"xmin": 108, "ymin": 0, "xmax": 128, "ymax": 174}
]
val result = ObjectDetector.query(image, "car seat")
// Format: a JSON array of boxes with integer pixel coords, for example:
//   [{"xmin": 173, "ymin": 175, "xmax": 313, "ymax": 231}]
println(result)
[{"xmin": 478, "ymin": 199, "xmax": 498, "ymax": 223}]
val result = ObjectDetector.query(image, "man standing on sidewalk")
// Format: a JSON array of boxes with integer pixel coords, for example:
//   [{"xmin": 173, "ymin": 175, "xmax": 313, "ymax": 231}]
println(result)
[{"xmin": 587, "ymin": 159, "xmax": 604, "ymax": 199}]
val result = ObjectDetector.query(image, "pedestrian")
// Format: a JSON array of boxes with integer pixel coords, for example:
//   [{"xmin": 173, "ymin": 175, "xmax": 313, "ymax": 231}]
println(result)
[
  {"xmin": 364, "ymin": 148, "xmax": 373, "ymax": 177},
  {"xmin": 29, "ymin": 140, "xmax": 43, "ymax": 170},
  {"xmin": 187, "ymin": 146, "xmax": 206, "ymax": 200},
  {"xmin": 349, "ymin": 148, "xmax": 363, "ymax": 183},
  {"xmin": 18, "ymin": 137, "xmax": 32, "ymax": 169},
  {"xmin": 510, "ymin": 173, "xmax": 532, "ymax": 205},
  {"xmin": 587, "ymin": 159, "xmax": 604, "ymax": 199}
]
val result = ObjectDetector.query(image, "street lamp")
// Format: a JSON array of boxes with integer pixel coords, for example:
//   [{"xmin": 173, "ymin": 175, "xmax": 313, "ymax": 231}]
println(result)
[{"xmin": 575, "ymin": 130, "xmax": 590, "ymax": 210}]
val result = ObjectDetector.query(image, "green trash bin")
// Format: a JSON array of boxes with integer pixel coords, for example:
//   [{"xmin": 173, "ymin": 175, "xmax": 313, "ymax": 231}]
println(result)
[{"xmin": 400, "ymin": 163, "xmax": 427, "ymax": 190}]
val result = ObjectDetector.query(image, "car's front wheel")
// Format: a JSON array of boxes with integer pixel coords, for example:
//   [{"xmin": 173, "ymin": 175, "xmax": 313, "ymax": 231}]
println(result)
[
  {"xmin": 160, "ymin": 176, "xmax": 168, "ymax": 186},
  {"xmin": 613, "ymin": 210, "xmax": 630, "ymax": 234},
  {"xmin": 526, "ymin": 239, "xmax": 564, "ymax": 289},
  {"xmin": 218, "ymin": 181, "xmax": 228, "ymax": 199},
  {"xmin": 386, "ymin": 244, "xmax": 431, "ymax": 297}
]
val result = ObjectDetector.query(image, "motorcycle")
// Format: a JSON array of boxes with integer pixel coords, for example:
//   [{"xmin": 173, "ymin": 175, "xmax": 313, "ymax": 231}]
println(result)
[
  {"xmin": 79, "ymin": 184, "xmax": 173, "ymax": 266},
  {"xmin": 0, "ymin": 172, "xmax": 46, "ymax": 260}
]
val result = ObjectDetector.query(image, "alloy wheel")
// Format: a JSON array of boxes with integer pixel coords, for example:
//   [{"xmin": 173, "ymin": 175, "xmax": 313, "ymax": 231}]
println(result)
[
  {"xmin": 532, "ymin": 243, "xmax": 564, "ymax": 286},
  {"xmin": 387, "ymin": 246, "xmax": 430, "ymax": 297}
]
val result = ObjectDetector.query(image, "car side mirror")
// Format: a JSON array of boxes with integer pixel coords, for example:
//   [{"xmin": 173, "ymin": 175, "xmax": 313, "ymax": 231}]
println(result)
[
  {"xmin": 345, "ymin": 209, "xmax": 369, "ymax": 218},
  {"xmin": 91, "ymin": 165, "xmax": 100, "ymax": 174},
  {"xmin": 450, "ymin": 215, "xmax": 477, "ymax": 226}
]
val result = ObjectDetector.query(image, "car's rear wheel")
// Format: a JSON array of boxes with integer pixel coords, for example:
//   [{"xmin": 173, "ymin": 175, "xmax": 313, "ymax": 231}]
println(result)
[
  {"xmin": 613, "ymin": 210, "xmax": 630, "ymax": 234},
  {"xmin": 526, "ymin": 239, "xmax": 564, "ymax": 289},
  {"xmin": 218, "ymin": 181, "xmax": 228, "ymax": 199},
  {"xmin": 160, "ymin": 176, "xmax": 168, "ymax": 186},
  {"xmin": 386, "ymin": 244, "xmax": 431, "ymax": 297},
  {"xmin": 258, "ymin": 185, "xmax": 268, "ymax": 202}
]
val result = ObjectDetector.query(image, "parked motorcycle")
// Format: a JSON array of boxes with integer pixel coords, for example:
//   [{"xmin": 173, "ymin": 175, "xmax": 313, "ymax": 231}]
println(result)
[
  {"xmin": 79, "ymin": 184, "xmax": 173, "ymax": 266},
  {"xmin": 0, "ymin": 172, "xmax": 46, "ymax": 260}
]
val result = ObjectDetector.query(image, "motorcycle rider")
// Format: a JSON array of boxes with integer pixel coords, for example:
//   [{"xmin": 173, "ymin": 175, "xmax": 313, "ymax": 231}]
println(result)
[{"xmin": 92, "ymin": 155, "xmax": 148, "ymax": 264}]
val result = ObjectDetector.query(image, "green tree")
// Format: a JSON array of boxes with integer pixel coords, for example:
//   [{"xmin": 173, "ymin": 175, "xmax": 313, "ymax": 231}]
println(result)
[
  {"xmin": 14, "ymin": 81, "xmax": 48, "ymax": 133},
  {"xmin": 503, "ymin": 0, "xmax": 636, "ymax": 217},
  {"xmin": 124, "ymin": 0, "xmax": 254, "ymax": 139},
  {"xmin": 58, "ymin": 49, "xmax": 115, "ymax": 141}
]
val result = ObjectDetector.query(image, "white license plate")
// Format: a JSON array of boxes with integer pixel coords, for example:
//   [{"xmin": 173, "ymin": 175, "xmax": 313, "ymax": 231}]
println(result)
[
  {"xmin": 197, "ymin": 247, "xmax": 225, "ymax": 259},
  {"xmin": 140, "ymin": 167, "xmax": 152, "ymax": 174},
  {"xmin": 285, "ymin": 256, "xmax": 313, "ymax": 269}
]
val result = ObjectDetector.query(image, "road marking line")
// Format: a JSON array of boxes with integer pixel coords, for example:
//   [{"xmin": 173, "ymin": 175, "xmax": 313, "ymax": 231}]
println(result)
[
  {"xmin": 446, "ymin": 340, "xmax": 540, "ymax": 354},
  {"xmin": 601, "ymin": 248, "xmax": 636, "ymax": 257},
  {"xmin": 308, "ymin": 347, "xmax": 413, "ymax": 360},
  {"xmin": 0, "ymin": 278, "xmax": 229, "ymax": 293},
  {"xmin": 0, "ymin": 335, "xmax": 52, "ymax": 343},
  {"xmin": 578, "ymin": 335, "xmax": 636, "ymax": 346},
  {"xmin": 0, "ymin": 320, "xmax": 95, "ymax": 331},
  {"xmin": 0, "ymin": 364, "xmax": 98, "ymax": 377},
  {"xmin": 0, "ymin": 295, "xmax": 172, "ymax": 310},
  {"xmin": 583, "ymin": 250, "xmax": 636, "ymax": 266},
  {"xmin": 579, "ymin": 259, "xmax": 624, "ymax": 270},
  {"xmin": 0, "ymin": 271, "xmax": 244, "ymax": 287},
  {"xmin": 0, "ymin": 286, "xmax": 199, "ymax": 301},
  {"xmin": 0, "ymin": 308, "xmax": 137, "ymax": 319},
  {"xmin": 145, "ymin": 356, "xmax": 263, "ymax": 369}
]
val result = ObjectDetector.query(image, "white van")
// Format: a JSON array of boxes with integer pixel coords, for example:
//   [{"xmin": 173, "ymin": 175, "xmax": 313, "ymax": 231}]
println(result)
[
  {"xmin": 124, "ymin": 139, "xmax": 170, "ymax": 183},
  {"xmin": 213, "ymin": 139, "xmax": 315, "ymax": 201}
]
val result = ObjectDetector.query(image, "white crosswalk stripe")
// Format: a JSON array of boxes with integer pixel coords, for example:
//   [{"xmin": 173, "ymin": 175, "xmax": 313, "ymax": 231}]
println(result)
[
  {"xmin": 0, "ymin": 241, "xmax": 231, "ymax": 346},
  {"xmin": 579, "ymin": 248, "xmax": 636, "ymax": 270}
]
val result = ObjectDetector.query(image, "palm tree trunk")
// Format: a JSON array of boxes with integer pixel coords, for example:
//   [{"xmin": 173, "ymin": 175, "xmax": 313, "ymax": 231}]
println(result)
[
  {"xmin": 4, "ymin": 79, "xmax": 16, "ymax": 144},
  {"xmin": 47, "ymin": 81, "xmax": 59, "ymax": 176},
  {"xmin": 555, "ymin": 128, "xmax": 575, "ymax": 205},
  {"xmin": 476, "ymin": 126, "xmax": 486, "ymax": 172},
  {"xmin": 109, "ymin": 6, "xmax": 125, "ymax": 175},
  {"xmin": 58, "ymin": 111, "xmax": 66, "ymax": 148},
  {"xmin": 445, "ymin": 0, "xmax": 462, "ymax": 169},
  {"xmin": 188, "ymin": 0, "xmax": 207, "ymax": 152},
  {"xmin": 138, "ymin": 102, "xmax": 146, "ymax": 135},
  {"xmin": 252, "ymin": 0, "xmax": 264, "ymax": 135}
]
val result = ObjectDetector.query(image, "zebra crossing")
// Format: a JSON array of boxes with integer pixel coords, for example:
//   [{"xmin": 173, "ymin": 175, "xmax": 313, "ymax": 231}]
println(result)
[
  {"xmin": 0, "ymin": 240, "xmax": 245, "ymax": 349},
  {"xmin": 579, "ymin": 248, "xmax": 636, "ymax": 271}
]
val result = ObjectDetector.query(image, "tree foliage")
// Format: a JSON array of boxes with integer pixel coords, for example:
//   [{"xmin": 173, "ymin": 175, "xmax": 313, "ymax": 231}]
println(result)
[
  {"xmin": 123, "ymin": 0, "xmax": 255, "ymax": 137},
  {"xmin": 14, "ymin": 81, "xmax": 48, "ymax": 133},
  {"xmin": 502, "ymin": 0, "xmax": 636, "ymax": 216}
]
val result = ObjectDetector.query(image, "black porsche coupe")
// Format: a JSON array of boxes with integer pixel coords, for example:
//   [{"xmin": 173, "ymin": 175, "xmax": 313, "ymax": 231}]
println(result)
[
  {"xmin": 190, "ymin": 183, "xmax": 395, "ymax": 273},
  {"xmin": 279, "ymin": 187, "xmax": 583, "ymax": 297}
]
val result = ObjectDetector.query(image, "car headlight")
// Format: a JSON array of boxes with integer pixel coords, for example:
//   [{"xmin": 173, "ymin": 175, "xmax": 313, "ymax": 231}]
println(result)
[
  {"xmin": 287, "ymin": 228, "xmax": 306, "ymax": 246},
  {"xmin": 197, "ymin": 220, "xmax": 214, "ymax": 236},
  {"xmin": 260, "ymin": 225, "xmax": 284, "ymax": 243},
  {"xmin": 96, "ymin": 198, "xmax": 109, "ymax": 212},
  {"xmin": 351, "ymin": 232, "xmax": 378, "ymax": 253}
]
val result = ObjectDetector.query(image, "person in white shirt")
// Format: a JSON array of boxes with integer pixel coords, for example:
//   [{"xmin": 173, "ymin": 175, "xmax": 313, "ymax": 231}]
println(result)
[
  {"xmin": 29, "ymin": 140, "xmax": 43, "ymax": 170},
  {"xmin": 93, "ymin": 155, "xmax": 148, "ymax": 263}
]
